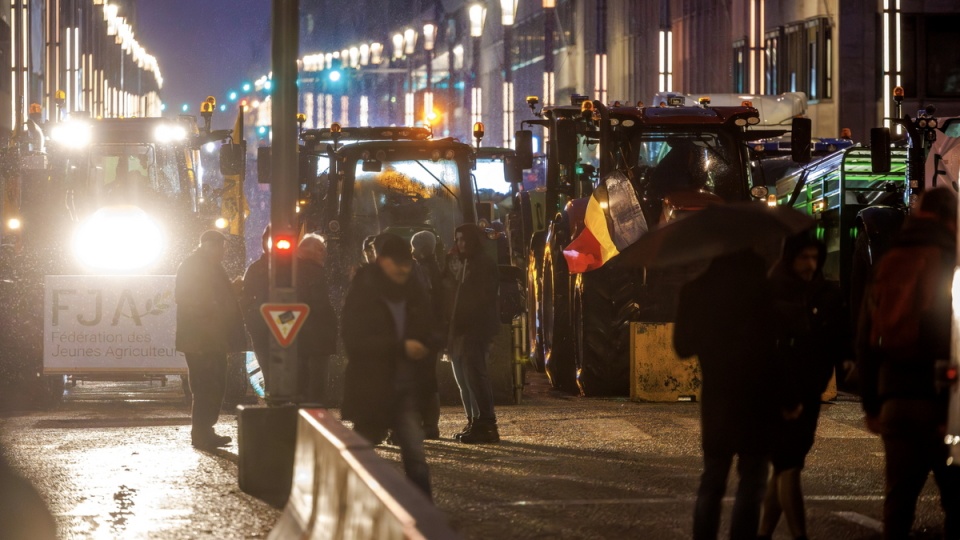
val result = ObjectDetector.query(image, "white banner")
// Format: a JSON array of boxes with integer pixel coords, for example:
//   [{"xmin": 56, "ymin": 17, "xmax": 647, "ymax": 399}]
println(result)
[{"xmin": 43, "ymin": 275, "xmax": 187, "ymax": 373}]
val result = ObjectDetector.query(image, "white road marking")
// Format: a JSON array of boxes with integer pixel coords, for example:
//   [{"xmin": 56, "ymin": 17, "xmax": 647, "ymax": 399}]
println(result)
[{"xmin": 834, "ymin": 511, "xmax": 884, "ymax": 531}]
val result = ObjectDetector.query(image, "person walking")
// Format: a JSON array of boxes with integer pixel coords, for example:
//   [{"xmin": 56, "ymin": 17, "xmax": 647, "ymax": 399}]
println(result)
[
  {"xmin": 296, "ymin": 233, "xmax": 338, "ymax": 405},
  {"xmin": 240, "ymin": 226, "xmax": 271, "ymax": 386},
  {"xmin": 674, "ymin": 249, "xmax": 788, "ymax": 540},
  {"xmin": 340, "ymin": 234, "xmax": 439, "ymax": 497},
  {"xmin": 411, "ymin": 231, "xmax": 443, "ymax": 439},
  {"xmin": 175, "ymin": 230, "xmax": 247, "ymax": 449},
  {"xmin": 758, "ymin": 234, "xmax": 844, "ymax": 540},
  {"xmin": 858, "ymin": 187, "xmax": 960, "ymax": 539},
  {"xmin": 449, "ymin": 223, "xmax": 500, "ymax": 444}
]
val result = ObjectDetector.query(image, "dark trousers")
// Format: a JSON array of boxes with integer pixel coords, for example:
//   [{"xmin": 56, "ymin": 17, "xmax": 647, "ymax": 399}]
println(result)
[
  {"xmin": 882, "ymin": 433, "xmax": 960, "ymax": 539},
  {"xmin": 455, "ymin": 335, "xmax": 496, "ymax": 423},
  {"xmin": 693, "ymin": 449, "xmax": 769, "ymax": 540},
  {"xmin": 299, "ymin": 354, "xmax": 330, "ymax": 405},
  {"xmin": 354, "ymin": 392, "xmax": 432, "ymax": 499},
  {"xmin": 184, "ymin": 352, "xmax": 228, "ymax": 439},
  {"xmin": 420, "ymin": 392, "xmax": 441, "ymax": 432}
]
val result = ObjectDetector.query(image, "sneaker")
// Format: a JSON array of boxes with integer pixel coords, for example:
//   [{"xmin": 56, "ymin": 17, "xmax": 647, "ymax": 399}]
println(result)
[
  {"xmin": 459, "ymin": 421, "xmax": 499, "ymax": 444},
  {"xmin": 192, "ymin": 434, "xmax": 232, "ymax": 449}
]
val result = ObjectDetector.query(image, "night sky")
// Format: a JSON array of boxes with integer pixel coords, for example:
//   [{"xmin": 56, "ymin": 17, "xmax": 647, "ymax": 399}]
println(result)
[{"xmin": 136, "ymin": 0, "xmax": 271, "ymax": 127}]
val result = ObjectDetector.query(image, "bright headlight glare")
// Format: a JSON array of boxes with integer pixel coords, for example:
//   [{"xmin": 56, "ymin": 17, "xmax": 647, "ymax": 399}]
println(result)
[
  {"xmin": 6, "ymin": 217, "xmax": 22, "ymax": 230},
  {"xmin": 215, "ymin": 217, "xmax": 228, "ymax": 229},
  {"xmin": 73, "ymin": 206, "xmax": 164, "ymax": 271},
  {"xmin": 155, "ymin": 124, "xmax": 187, "ymax": 143},
  {"xmin": 50, "ymin": 123, "xmax": 92, "ymax": 148}
]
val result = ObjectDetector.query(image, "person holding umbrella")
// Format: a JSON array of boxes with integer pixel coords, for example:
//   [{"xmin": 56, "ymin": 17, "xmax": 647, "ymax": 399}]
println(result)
[
  {"xmin": 618, "ymin": 203, "xmax": 812, "ymax": 540},
  {"xmin": 674, "ymin": 248, "xmax": 790, "ymax": 540}
]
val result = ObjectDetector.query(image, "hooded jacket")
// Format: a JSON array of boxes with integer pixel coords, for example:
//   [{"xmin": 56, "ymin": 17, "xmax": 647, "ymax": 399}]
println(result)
[{"xmin": 453, "ymin": 223, "xmax": 500, "ymax": 341}]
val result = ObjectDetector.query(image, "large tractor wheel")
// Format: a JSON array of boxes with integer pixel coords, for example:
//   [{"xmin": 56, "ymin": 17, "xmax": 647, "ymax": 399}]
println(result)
[
  {"xmin": 572, "ymin": 266, "xmax": 638, "ymax": 396},
  {"xmin": 540, "ymin": 235, "xmax": 577, "ymax": 392},
  {"xmin": 526, "ymin": 232, "xmax": 547, "ymax": 371}
]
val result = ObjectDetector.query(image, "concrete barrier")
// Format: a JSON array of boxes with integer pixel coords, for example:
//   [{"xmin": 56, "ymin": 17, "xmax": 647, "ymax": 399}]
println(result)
[
  {"xmin": 268, "ymin": 409, "xmax": 461, "ymax": 540},
  {"xmin": 630, "ymin": 322, "xmax": 702, "ymax": 402}
]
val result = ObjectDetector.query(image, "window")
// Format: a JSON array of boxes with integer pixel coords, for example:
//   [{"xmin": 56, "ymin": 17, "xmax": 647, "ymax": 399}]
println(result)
[
  {"xmin": 769, "ymin": 17, "xmax": 831, "ymax": 100},
  {"xmin": 733, "ymin": 39, "xmax": 748, "ymax": 93},
  {"xmin": 924, "ymin": 15, "xmax": 960, "ymax": 97},
  {"xmin": 765, "ymin": 31, "xmax": 780, "ymax": 94}
]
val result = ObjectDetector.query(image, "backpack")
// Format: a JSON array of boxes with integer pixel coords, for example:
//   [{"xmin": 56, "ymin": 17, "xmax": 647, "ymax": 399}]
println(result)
[{"xmin": 866, "ymin": 245, "xmax": 949, "ymax": 353}]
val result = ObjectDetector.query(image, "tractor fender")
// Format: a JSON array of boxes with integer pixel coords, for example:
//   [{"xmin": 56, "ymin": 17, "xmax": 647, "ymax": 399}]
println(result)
[
  {"xmin": 564, "ymin": 197, "xmax": 590, "ymax": 241},
  {"xmin": 857, "ymin": 206, "xmax": 906, "ymax": 265}
]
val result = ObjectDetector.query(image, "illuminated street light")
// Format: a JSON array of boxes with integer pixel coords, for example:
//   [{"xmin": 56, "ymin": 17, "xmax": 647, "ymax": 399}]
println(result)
[
  {"xmin": 423, "ymin": 22, "xmax": 437, "ymax": 51},
  {"xmin": 404, "ymin": 28, "xmax": 418, "ymax": 56},
  {"xmin": 469, "ymin": 4, "xmax": 486, "ymax": 37},
  {"xmin": 242, "ymin": 82, "xmax": 251, "ymax": 92},
  {"xmin": 501, "ymin": 0, "xmax": 517, "ymax": 25},
  {"xmin": 181, "ymin": 103, "xmax": 189, "ymax": 112},
  {"xmin": 370, "ymin": 42, "xmax": 384, "ymax": 65},
  {"xmin": 229, "ymin": 91, "xmax": 238, "ymax": 101},
  {"xmin": 359, "ymin": 44, "xmax": 370, "ymax": 66},
  {"xmin": 393, "ymin": 33, "xmax": 404, "ymax": 59}
]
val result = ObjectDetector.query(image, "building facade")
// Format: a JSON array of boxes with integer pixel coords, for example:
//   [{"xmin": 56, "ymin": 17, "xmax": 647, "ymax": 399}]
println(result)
[
  {"xmin": 1, "ymin": 0, "xmax": 163, "ymax": 138},
  {"xmin": 261, "ymin": 0, "xmax": 960, "ymax": 147}
]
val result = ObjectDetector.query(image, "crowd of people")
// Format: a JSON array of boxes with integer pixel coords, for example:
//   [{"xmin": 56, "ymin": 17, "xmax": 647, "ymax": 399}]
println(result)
[
  {"xmin": 675, "ymin": 187, "xmax": 959, "ymax": 539},
  {"xmin": 173, "ymin": 223, "xmax": 500, "ymax": 501},
  {"xmin": 170, "ymin": 188, "xmax": 959, "ymax": 533}
]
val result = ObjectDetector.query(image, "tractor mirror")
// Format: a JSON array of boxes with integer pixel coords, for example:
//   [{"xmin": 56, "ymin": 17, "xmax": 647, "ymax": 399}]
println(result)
[
  {"xmin": 514, "ymin": 130, "xmax": 534, "ymax": 170},
  {"xmin": 556, "ymin": 118, "xmax": 578, "ymax": 169},
  {"xmin": 504, "ymin": 155, "xmax": 523, "ymax": 184},
  {"xmin": 870, "ymin": 127, "xmax": 891, "ymax": 174},
  {"xmin": 219, "ymin": 143, "xmax": 244, "ymax": 176},
  {"xmin": 257, "ymin": 146, "xmax": 271, "ymax": 184},
  {"xmin": 791, "ymin": 117, "xmax": 812, "ymax": 164}
]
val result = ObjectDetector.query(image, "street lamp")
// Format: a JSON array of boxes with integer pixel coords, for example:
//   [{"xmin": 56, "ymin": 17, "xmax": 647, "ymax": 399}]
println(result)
[
  {"xmin": 392, "ymin": 33, "xmax": 404, "ymax": 60},
  {"xmin": 469, "ymin": 3, "xmax": 486, "ymax": 130},
  {"xmin": 403, "ymin": 29, "xmax": 418, "ymax": 126},
  {"xmin": 543, "ymin": 0, "xmax": 556, "ymax": 106},
  {"xmin": 423, "ymin": 22, "xmax": 437, "ymax": 121},
  {"xmin": 370, "ymin": 42, "xmax": 384, "ymax": 65},
  {"xmin": 501, "ymin": 0, "xmax": 517, "ymax": 147}
]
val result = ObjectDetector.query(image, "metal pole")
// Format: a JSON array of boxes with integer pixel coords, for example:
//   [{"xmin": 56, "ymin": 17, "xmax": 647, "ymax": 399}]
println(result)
[
  {"xmin": 544, "ymin": 5, "xmax": 555, "ymax": 106},
  {"xmin": 267, "ymin": 0, "xmax": 300, "ymax": 403}
]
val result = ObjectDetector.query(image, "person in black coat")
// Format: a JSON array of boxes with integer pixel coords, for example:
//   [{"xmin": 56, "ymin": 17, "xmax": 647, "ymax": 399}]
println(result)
[
  {"xmin": 340, "ymin": 234, "xmax": 440, "ymax": 497},
  {"xmin": 296, "ymin": 233, "xmax": 338, "ymax": 405},
  {"xmin": 411, "ymin": 231, "xmax": 444, "ymax": 439},
  {"xmin": 449, "ymin": 223, "xmax": 501, "ymax": 444},
  {"xmin": 674, "ymin": 249, "xmax": 790, "ymax": 540},
  {"xmin": 758, "ymin": 234, "xmax": 844, "ymax": 540},
  {"xmin": 175, "ymin": 230, "xmax": 247, "ymax": 449},
  {"xmin": 240, "ymin": 227, "xmax": 271, "ymax": 385}
]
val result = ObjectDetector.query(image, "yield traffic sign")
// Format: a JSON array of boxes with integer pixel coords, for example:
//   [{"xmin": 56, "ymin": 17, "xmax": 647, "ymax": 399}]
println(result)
[{"xmin": 260, "ymin": 303, "xmax": 310, "ymax": 347}]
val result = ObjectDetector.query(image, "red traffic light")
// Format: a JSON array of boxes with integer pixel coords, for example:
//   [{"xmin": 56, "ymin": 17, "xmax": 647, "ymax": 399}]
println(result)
[{"xmin": 274, "ymin": 237, "xmax": 293, "ymax": 251}]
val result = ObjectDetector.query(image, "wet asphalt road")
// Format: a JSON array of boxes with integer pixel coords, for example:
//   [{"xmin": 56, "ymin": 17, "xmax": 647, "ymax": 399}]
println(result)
[{"xmin": 0, "ymin": 373, "xmax": 953, "ymax": 539}]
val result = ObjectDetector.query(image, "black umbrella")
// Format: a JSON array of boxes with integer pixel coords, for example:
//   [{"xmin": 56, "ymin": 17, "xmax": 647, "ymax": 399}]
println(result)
[{"xmin": 616, "ymin": 202, "xmax": 814, "ymax": 269}]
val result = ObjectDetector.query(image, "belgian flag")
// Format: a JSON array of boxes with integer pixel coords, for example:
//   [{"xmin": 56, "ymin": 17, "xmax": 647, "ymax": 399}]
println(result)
[{"xmin": 562, "ymin": 172, "xmax": 647, "ymax": 273}]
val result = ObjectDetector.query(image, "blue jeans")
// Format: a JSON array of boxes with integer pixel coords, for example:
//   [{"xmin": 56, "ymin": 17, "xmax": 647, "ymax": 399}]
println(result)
[
  {"xmin": 451, "ymin": 335, "xmax": 496, "ymax": 422},
  {"xmin": 693, "ymin": 450, "xmax": 769, "ymax": 540}
]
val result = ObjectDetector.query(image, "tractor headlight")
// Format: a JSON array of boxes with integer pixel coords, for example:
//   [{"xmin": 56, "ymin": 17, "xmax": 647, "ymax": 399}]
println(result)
[
  {"xmin": 72, "ymin": 206, "xmax": 164, "ymax": 271},
  {"xmin": 155, "ymin": 124, "xmax": 187, "ymax": 143},
  {"xmin": 50, "ymin": 122, "xmax": 92, "ymax": 149}
]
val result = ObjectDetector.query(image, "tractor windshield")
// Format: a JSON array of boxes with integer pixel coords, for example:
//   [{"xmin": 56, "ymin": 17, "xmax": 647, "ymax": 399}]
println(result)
[
  {"xmin": 628, "ymin": 130, "xmax": 746, "ymax": 201},
  {"xmin": 349, "ymin": 158, "xmax": 464, "ymax": 249},
  {"xmin": 69, "ymin": 143, "xmax": 182, "ymax": 199}
]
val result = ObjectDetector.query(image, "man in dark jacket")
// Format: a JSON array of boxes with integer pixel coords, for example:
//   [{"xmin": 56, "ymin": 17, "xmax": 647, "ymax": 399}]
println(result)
[
  {"xmin": 759, "ymin": 234, "xmax": 844, "ymax": 540},
  {"xmin": 341, "ymin": 234, "xmax": 439, "ymax": 497},
  {"xmin": 858, "ymin": 187, "xmax": 960, "ymax": 539},
  {"xmin": 450, "ymin": 223, "xmax": 500, "ymax": 444},
  {"xmin": 296, "ymin": 233, "xmax": 338, "ymax": 405},
  {"xmin": 240, "ymin": 227, "xmax": 271, "ymax": 385},
  {"xmin": 674, "ymin": 249, "xmax": 784, "ymax": 540},
  {"xmin": 175, "ymin": 230, "xmax": 247, "ymax": 449},
  {"xmin": 411, "ymin": 231, "xmax": 443, "ymax": 439}
]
